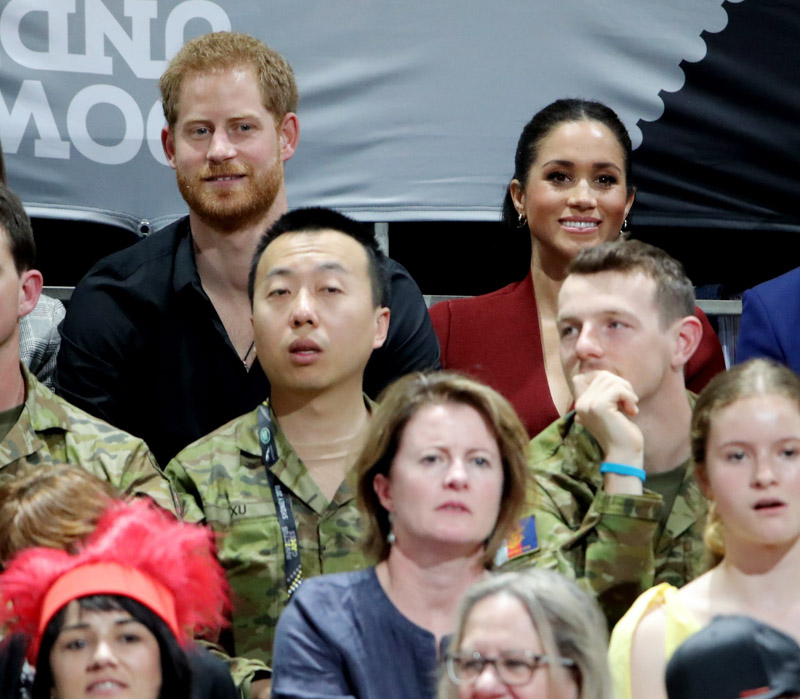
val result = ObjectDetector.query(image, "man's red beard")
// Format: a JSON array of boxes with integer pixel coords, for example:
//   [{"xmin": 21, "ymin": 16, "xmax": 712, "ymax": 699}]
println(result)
[{"xmin": 176, "ymin": 156, "xmax": 284, "ymax": 233}]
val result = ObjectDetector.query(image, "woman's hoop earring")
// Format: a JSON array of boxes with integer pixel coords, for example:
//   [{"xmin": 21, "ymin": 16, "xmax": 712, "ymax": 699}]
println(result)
[{"xmin": 517, "ymin": 212, "xmax": 527, "ymax": 228}]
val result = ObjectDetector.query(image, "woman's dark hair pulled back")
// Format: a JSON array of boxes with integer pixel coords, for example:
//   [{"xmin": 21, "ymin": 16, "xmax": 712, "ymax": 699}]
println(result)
[
  {"xmin": 32, "ymin": 594, "xmax": 191, "ymax": 699},
  {"xmin": 502, "ymin": 98, "xmax": 634, "ymax": 228}
]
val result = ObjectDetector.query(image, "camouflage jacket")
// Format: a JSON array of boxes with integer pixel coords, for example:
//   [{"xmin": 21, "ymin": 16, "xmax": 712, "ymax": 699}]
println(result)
[
  {"xmin": 165, "ymin": 399, "xmax": 370, "ymax": 681},
  {"xmin": 1, "ymin": 366, "xmax": 175, "ymax": 511},
  {"xmin": 499, "ymin": 406, "xmax": 708, "ymax": 628}
]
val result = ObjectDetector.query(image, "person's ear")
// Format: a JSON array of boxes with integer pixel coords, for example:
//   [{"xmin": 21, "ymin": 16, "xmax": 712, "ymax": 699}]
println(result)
[
  {"xmin": 18, "ymin": 269, "xmax": 43, "ymax": 318},
  {"xmin": 278, "ymin": 113, "xmax": 300, "ymax": 162},
  {"xmin": 372, "ymin": 307, "xmax": 390, "ymax": 350},
  {"xmin": 509, "ymin": 179, "xmax": 526, "ymax": 217},
  {"xmin": 624, "ymin": 187, "xmax": 636, "ymax": 220},
  {"xmin": 671, "ymin": 315, "xmax": 703, "ymax": 370},
  {"xmin": 372, "ymin": 473, "xmax": 393, "ymax": 513},
  {"xmin": 162, "ymin": 127, "xmax": 177, "ymax": 170}
]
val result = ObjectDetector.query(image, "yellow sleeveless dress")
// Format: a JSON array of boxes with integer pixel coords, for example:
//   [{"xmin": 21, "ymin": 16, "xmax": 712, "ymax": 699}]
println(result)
[{"xmin": 608, "ymin": 583, "xmax": 703, "ymax": 699}]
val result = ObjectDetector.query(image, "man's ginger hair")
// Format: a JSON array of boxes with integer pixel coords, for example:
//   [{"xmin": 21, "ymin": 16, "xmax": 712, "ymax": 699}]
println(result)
[{"xmin": 160, "ymin": 32, "xmax": 298, "ymax": 130}]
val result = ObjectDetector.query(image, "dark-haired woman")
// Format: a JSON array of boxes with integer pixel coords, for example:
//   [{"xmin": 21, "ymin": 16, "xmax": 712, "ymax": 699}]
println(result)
[
  {"xmin": 0, "ymin": 499, "xmax": 232, "ymax": 699},
  {"xmin": 429, "ymin": 99, "xmax": 725, "ymax": 438}
]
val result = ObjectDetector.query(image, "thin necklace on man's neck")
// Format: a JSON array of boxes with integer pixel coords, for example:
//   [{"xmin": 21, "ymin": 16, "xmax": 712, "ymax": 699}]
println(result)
[{"xmin": 242, "ymin": 340, "xmax": 256, "ymax": 369}]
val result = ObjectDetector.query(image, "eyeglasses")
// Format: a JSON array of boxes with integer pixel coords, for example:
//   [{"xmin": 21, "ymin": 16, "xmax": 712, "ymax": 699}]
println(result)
[{"xmin": 446, "ymin": 649, "xmax": 576, "ymax": 686}]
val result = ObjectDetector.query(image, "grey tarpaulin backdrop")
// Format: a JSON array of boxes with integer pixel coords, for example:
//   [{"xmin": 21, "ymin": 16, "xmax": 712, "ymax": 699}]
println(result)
[{"xmin": 5, "ymin": 0, "xmax": 788, "ymax": 234}]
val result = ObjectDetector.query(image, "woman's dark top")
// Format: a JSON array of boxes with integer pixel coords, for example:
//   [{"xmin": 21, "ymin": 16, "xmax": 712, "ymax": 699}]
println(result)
[{"xmin": 272, "ymin": 568, "xmax": 443, "ymax": 699}]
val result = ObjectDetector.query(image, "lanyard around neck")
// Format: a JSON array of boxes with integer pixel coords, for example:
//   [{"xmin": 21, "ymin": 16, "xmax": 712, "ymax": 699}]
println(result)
[{"xmin": 258, "ymin": 402, "xmax": 303, "ymax": 597}]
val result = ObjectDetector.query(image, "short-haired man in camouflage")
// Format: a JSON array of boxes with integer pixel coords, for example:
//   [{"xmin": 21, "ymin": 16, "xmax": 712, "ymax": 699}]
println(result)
[
  {"xmin": 166, "ymin": 207, "xmax": 390, "ymax": 695},
  {"xmin": 500, "ymin": 240, "xmax": 709, "ymax": 628},
  {"xmin": 0, "ymin": 184, "xmax": 173, "ymax": 509}
]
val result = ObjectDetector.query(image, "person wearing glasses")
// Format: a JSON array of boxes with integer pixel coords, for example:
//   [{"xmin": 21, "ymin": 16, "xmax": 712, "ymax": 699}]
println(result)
[
  {"xmin": 270, "ymin": 372, "xmax": 530, "ymax": 699},
  {"xmin": 441, "ymin": 570, "xmax": 611, "ymax": 699}
]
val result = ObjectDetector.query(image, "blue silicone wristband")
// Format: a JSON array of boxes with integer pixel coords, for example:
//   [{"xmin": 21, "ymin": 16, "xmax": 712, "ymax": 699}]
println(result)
[{"xmin": 600, "ymin": 462, "xmax": 646, "ymax": 482}]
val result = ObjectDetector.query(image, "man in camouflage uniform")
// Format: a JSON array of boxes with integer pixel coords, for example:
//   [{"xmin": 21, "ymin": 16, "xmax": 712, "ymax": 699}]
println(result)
[
  {"xmin": 166, "ymin": 207, "xmax": 390, "ymax": 693},
  {"xmin": 56, "ymin": 32, "xmax": 438, "ymax": 467},
  {"xmin": 500, "ymin": 241, "xmax": 709, "ymax": 627},
  {"xmin": 0, "ymin": 185, "xmax": 173, "ymax": 510}
]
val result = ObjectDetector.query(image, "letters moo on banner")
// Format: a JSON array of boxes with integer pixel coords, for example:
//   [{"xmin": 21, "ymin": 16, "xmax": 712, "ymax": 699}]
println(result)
[{"xmin": 1, "ymin": 0, "xmax": 795, "ymax": 234}]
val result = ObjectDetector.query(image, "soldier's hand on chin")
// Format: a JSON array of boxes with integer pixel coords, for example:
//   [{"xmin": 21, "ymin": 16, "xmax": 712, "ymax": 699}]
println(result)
[{"xmin": 573, "ymin": 370, "xmax": 644, "ymax": 496}]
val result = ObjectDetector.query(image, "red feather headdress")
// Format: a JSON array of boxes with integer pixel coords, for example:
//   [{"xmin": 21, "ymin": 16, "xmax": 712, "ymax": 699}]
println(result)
[{"xmin": 0, "ymin": 499, "xmax": 229, "ymax": 661}]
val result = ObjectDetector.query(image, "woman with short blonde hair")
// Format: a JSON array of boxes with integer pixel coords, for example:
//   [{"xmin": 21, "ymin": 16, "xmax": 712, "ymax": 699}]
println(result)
[{"xmin": 441, "ymin": 569, "xmax": 610, "ymax": 699}]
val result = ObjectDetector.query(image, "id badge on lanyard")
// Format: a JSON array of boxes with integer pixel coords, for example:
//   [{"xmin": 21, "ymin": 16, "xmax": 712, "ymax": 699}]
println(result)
[{"xmin": 258, "ymin": 403, "xmax": 303, "ymax": 597}]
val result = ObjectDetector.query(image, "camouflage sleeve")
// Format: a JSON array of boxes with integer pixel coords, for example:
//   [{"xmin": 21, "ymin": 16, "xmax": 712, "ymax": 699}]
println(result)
[
  {"xmin": 501, "ymin": 471, "xmax": 663, "ymax": 628},
  {"xmin": 163, "ymin": 455, "xmax": 208, "ymax": 523},
  {"xmin": 117, "ymin": 441, "xmax": 180, "ymax": 515},
  {"xmin": 67, "ymin": 426, "xmax": 178, "ymax": 515},
  {"xmin": 194, "ymin": 639, "xmax": 271, "ymax": 699}
]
